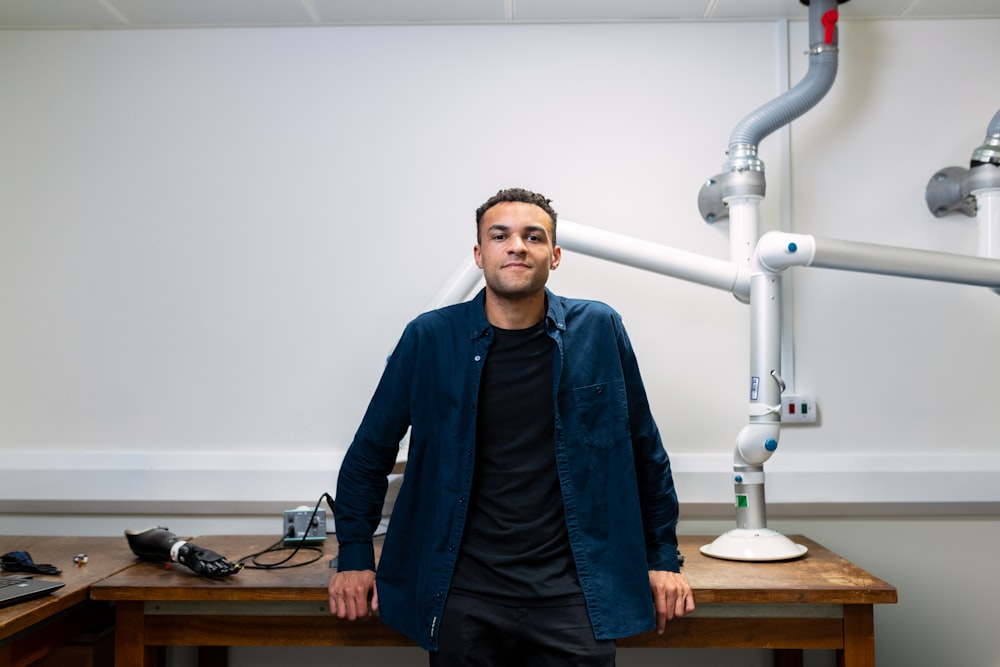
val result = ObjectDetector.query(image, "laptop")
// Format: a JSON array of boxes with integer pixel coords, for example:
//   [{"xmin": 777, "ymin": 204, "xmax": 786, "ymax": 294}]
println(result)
[{"xmin": 0, "ymin": 576, "xmax": 65, "ymax": 608}]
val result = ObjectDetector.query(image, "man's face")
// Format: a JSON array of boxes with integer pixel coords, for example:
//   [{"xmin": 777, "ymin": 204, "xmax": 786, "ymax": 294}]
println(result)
[{"xmin": 474, "ymin": 201, "xmax": 561, "ymax": 301}]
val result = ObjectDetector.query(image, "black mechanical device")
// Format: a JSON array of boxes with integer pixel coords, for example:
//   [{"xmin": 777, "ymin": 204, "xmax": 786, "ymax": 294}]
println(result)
[{"xmin": 124, "ymin": 526, "xmax": 242, "ymax": 577}]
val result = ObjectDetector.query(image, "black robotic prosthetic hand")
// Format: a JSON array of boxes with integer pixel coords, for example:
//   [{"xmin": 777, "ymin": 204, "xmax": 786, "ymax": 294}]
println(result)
[{"xmin": 125, "ymin": 526, "xmax": 242, "ymax": 577}]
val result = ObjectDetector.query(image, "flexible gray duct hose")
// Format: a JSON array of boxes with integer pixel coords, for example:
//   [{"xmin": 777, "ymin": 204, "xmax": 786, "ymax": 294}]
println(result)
[{"xmin": 726, "ymin": 0, "xmax": 840, "ymax": 157}]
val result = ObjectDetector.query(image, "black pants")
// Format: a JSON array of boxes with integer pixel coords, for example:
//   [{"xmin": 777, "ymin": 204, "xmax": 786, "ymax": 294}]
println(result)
[{"xmin": 429, "ymin": 592, "xmax": 616, "ymax": 667}]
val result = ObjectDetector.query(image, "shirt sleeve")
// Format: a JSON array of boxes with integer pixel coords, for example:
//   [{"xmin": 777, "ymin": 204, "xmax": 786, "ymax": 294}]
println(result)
[
  {"xmin": 615, "ymin": 316, "xmax": 682, "ymax": 572},
  {"xmin": 334, "ymin": 323, "xmax": 417, "ymax": 571}
]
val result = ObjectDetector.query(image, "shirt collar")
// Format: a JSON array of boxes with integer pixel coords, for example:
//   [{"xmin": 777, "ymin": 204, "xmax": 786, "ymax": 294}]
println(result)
[{"xmin": 468, "ymin": 287, "xmax": 566, "ymax": 339}]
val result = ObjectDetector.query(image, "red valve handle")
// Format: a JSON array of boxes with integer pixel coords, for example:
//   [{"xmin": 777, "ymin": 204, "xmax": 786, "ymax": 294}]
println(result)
[{"xmin": 822, "ymin": 9, "xmax": 839, "ymax": 44}]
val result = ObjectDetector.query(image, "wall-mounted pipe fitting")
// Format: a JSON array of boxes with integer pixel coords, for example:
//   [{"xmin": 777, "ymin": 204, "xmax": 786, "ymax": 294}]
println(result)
[
  {"xmin": 925, "ymin": 163, "xmax": 1000, "ymax": 218},
  {"xmin": 925, "ymin": 165, "xmax": 977, "ymax": 217},
  {"xmin": 926, "ymin": 109, "xmax": 1000, "ymax": 218},
  {"xmin": 698, "ymin": 169, "xmax": 767, "ymax": 224}
]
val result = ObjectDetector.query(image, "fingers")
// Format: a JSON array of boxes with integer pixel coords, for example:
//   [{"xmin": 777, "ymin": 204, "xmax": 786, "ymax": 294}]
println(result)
[
  {"xmin": 331, "ymin": 584, "xmax": 366, "ymax": 620},
  {"xmin": 670, "ymin": 586, "xmax": 695, "ymax": 623},
  {"xmin": 650, "ymin": 571, "xmax": 695, "ymax": 634},
  {"xmin": 328, "ymin": 570, "xmax": 377, "ymax": 620},
  {"xmin": 683, "ymin": 588, "xmax": 696, "ymax": 614},
  {"xmin": 653, "ymin": 592, "xmax": 669, "ymax": 634}
]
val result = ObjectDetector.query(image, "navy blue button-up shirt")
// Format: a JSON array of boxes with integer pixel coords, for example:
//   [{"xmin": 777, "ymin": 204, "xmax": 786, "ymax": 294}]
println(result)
[{"xmin": 335, "ymin": 288, "xmax": 681, "ymax": 650}]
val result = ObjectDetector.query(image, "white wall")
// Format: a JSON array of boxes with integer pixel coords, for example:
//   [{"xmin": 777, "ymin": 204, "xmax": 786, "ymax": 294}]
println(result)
[{"xmin": 1, "ymin": 16, "xmax": 998, "ymax": 667}]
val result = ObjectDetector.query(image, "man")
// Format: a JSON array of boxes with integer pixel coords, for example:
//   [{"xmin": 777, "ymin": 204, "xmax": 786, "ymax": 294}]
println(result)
[{"xmin": 330, "ymin": 188, "xmax": 694, "ymax": 665}]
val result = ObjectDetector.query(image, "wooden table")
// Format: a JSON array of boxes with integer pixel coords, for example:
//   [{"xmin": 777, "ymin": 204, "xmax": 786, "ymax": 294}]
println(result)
[
  {"xmin": 0, "ymin": 536, "xmax": 137, "ymax": 667},
  {"xmin": 90, "ymin": 534, "xmax": 897, "ymax": 667}
]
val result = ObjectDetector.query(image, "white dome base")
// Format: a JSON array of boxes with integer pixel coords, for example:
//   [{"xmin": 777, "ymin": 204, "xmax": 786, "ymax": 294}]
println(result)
[{"xmin": 699, "ymin": 529, "xmax": 808, "ymax": 562}]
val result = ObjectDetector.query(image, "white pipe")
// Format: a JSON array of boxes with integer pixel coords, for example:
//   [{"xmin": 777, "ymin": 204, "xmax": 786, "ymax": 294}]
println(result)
[
  {"xmin": 813, "ymin": 238, "xmax": 1000, "ymax": 286},
  {"xmin": 727, "ymin": 198, "xmax": 760, "ymax": 269},
  {"xmin": 975, "ymin": 188, "xmax": 1000, "ymax": 296},
  {"xmin": 975, "ymin": 188, "xmax": 1000, "ymax": 259},
  {"xmin": 429, "ymin": 217, "xmax": 757, "ymax": 310},
  {"xmin": 558, "ymin": 219, "xmax": 746, "ymax": 298},
  {"xmin": 427, "ymin": 220, "xmax": 750, "ymax": 309},
  {"xmin": 726, "ymin": 198, "xmax": 761, "ymax": 302},
  {"xmin": 731, "ymin": 271, "xmax": 784, "ymax": 531},
  {"xmin": 425, "ymin": 256, "xmax": 481, "ymax": 311},
  {"xmin": 756, "ymin": 231, "xmax": 1000, "ymax": 288}
]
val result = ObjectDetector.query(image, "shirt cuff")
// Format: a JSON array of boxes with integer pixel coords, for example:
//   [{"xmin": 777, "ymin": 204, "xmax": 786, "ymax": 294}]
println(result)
[{"xmin": 336, "ymin": 541, "xmax": 377, "ymax": 571}]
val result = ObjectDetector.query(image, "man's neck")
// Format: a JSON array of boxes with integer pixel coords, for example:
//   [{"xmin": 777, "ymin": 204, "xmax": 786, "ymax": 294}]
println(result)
[{"xmin": 483, "ymin": 290, "xmax": 546, "ymax": 330}]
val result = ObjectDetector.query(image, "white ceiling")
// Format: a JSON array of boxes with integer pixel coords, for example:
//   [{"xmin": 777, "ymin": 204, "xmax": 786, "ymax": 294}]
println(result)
[{"xmin": 0, "ymin": 0, "xmax": 997, "ymax": 29}]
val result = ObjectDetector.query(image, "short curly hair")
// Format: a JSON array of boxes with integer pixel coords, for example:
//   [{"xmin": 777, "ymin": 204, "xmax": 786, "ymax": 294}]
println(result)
[{"xmin": 475, "ymin": 187, "xmax": 558, "ymax": 243}]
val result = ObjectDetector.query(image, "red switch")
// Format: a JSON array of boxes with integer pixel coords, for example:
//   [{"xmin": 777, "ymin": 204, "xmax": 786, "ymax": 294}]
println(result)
[{"xmin": 822, "ymin": 9, "xmax": 838, "ymax": 44}]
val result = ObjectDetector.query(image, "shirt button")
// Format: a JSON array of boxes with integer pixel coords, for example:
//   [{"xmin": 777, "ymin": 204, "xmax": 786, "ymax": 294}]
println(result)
[
  {"xmin": 449, "ymin": 544, "xmax": 456, "ymax": 552},
  {"xmin": 596, "ymin": 386, "xmax": 604, "ymax": 394},
  {"xmin": 474, "ymin": 355, "xmax": 481, "ymax": 361},
  {"xmin": 459, "ymin": 497, "xmax": 466, "ymax": 504}
]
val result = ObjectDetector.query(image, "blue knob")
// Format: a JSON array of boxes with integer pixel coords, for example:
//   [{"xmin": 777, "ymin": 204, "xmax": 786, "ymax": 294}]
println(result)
[
  {"xmin": 734, "ymin": 475, "xmax": 743, "ymax": 483},
  {"xmin": 787, "ymin": 242, "xmax": 798, "ymax": 253},
  {"xmin": 764, "ymin": 438, "xmax": 778, "ymax": 452}
]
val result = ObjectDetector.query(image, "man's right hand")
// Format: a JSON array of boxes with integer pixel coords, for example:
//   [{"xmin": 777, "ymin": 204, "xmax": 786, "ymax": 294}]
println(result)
[{"xmin": 328, "ymin": 569, "xmax": 378, "ymax": 620}]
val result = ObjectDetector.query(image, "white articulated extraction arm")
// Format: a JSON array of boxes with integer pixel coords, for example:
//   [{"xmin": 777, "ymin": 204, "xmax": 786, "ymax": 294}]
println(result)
[
  {"xmin": 699, "ymin": 229, "xmax": 1000, "ymax": 561},
  {"xmin": 419, "ymin": 0, "xmax": 1000, "ymax": 564},
  {"xmin": 697, "ymin": 0, "xmax": 845, "ymax": 560},
  {"xmin": 702, "ymin": 100, "xmax": 999, "ymax": 561}
]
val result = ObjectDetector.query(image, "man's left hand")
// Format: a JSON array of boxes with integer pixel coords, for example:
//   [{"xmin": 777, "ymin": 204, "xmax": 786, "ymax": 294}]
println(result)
[{"xmin": 649, "ymin": 570, "xmax": 695, "ymax": 633}]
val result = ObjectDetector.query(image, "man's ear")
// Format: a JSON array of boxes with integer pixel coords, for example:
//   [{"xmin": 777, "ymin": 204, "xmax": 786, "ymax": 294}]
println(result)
[{"xmin": 473, "ymin": 245, "xmax": 484, "ymax": 269}]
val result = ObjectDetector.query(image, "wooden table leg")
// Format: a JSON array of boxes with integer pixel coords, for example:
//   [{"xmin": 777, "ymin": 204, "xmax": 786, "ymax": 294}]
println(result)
[
  {"xmin": 114, "ymin": 601, "xmax": 146, "ymax": 667},
  {"xmin": 839, "ymin": 604, "xmax": 875, "ymax": 667}
]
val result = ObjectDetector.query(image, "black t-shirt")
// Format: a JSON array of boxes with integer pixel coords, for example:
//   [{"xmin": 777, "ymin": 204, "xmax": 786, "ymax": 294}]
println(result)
[{"xmin": 450, "ymin": 321, "xmax": 582, "ymax": 602}]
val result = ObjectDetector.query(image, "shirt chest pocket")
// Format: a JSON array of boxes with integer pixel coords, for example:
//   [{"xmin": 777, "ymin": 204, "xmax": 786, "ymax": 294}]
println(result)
[{"xmin": 572, "ymin": 381, "xmax": 630, "ymax": 450}]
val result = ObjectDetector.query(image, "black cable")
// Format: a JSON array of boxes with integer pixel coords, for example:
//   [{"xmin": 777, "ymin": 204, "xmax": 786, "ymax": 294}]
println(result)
[{"xmin": 236, "ymin": 493, "xmax": 336, "ymax": 570}]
